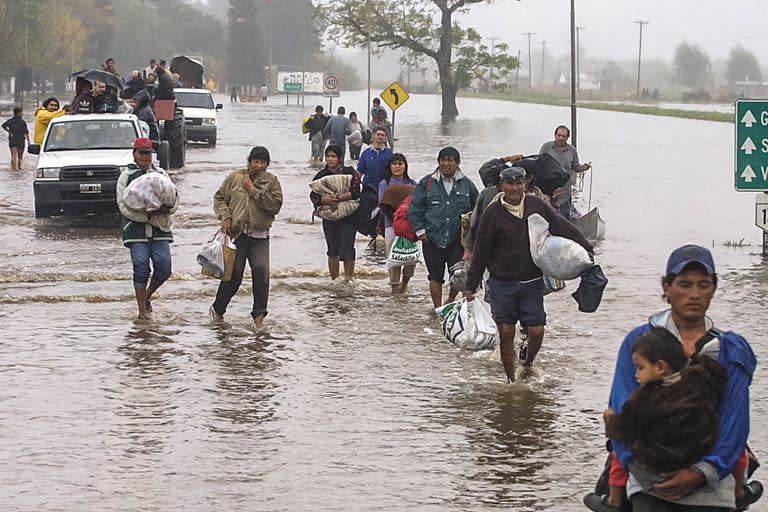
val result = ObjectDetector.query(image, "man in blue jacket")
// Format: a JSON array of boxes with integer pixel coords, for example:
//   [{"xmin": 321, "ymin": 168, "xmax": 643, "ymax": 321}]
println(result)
[
  {"xmin": 587, "ymin": 245, "xmax": 760, "ymax": 512},
  {"xmin": 408, "ymin": 147, "xmax": 478, "ymax": 309},
  {"xmin": 357, "ymin": 127, "xmax": 392, "ymax": 192}
]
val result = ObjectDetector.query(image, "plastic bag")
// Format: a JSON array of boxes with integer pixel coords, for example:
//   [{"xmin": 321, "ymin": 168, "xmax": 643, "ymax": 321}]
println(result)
[
  {"xmin": 386, "ymin": 236, "xmax": 422, "ymax": 268},
  {"xmin": 347, "ymin": 129, "xmax": 362, "ymax": 146},
  {"xmin": 435, "ymin": 298, "xmax": 499, "ymax": 351},
  {"xmin": 197, "ymin": 231, "xmax": 236, "ymax": 280},
  {"xmin": 123, "ymin": 172, "xmax": 177, "ymax": 231},
  {"xmin": 571, "ymin": 264, "xmax": 608, "ymax": 312},
  {"xmin": 528, "ymin": 213, "xmax": 592, "ymax": 280},
  {"xmin": 449, "ymin": 260, "xmax": 467, "ymax": 291},
  {"xmin": 543, "ymin": 275, "xmax": 566, "ymax": 296}
]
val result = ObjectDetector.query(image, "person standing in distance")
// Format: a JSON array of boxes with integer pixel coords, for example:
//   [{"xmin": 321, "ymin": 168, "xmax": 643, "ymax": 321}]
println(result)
[
  {"xmin": 408, "ymin": 147, "xmax": 478, "ymax": 309},
  {"xmin": 2, "ymin": 107, "xmax": 30, "ymax": 171},
  {"xmin": 210, "ymin": 146, "xmax": 283, "ymax": 327},
  {"xmin": 116, "ymin": 138, "xmax": 177, "ymax": 320},
  {"xmin": 539, "ymin": 125, "xmax": 591, "ymax": 219},
  {"xmin": 464, "ymin": 167, "xmax": 592, "ymax": 381}
]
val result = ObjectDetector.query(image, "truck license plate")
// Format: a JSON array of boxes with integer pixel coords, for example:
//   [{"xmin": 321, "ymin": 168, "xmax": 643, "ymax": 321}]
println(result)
[{"xmin": 80, "ymin": 183, "xmax": 102, "ymax": 194}]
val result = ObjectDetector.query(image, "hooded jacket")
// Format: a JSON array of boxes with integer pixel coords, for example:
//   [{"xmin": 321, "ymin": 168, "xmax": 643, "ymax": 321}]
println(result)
[{"xmin": 608, "ymin": 310, "xmax": 757, "ymax": 508}]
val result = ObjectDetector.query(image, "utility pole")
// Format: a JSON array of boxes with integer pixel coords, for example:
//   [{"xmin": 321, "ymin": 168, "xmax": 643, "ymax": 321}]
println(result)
[
  {"xmin": 25, "ymin": 0, "xmax": 29, "ymax": 66},
  {"xmin": 635, "ymin": 20, "xmax": 649, "ymax": 98},
  {"xmin": 523, "ymin": 32, "xmax": 535, "ymax": 88},
  {"xmin": 570, "ymin": 0, "xmax": 577, "ymax": 148},
  {"xmin": 540, "ymin": 41, "xmax": 546, "ymax": 87},
  {"xmin": 576, "ymin": 26, "xmax": 585, "ymax": 91},
  {"xmin": 367, "ymin": 34, "xmax": 371, "ymax": 125}
]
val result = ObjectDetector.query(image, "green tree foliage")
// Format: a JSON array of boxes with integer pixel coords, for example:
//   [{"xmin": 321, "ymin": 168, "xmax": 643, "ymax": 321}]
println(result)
[
  {"xmin": 673, "ymin": 41, "xmax": 712, "ymax": 89},
  {"xmin": 0, "ymin": 0, "xmax": 224, "ymax": 82},
  {"xmin": 227, "ymin": 0, "xmax": 266, "ymax": 86},
  {"xmin": 316, "ymin": 0, "xmax": 520, "ymax": 119},
  {"xmin": 725, "ymin": 45, "xmax": 763, "ymax": 84}
]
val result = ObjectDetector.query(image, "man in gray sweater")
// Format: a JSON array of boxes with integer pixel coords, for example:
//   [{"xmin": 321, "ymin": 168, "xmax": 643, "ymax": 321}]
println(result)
[{"xmin": 323, "ymin": 106, "xmax": 353, "ymax": 162}]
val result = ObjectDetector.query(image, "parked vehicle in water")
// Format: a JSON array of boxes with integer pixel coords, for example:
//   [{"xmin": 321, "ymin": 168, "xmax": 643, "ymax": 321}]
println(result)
[
  {"xmin": 173, "ymin": 88, "xmax": 222, "ymax": 145},
  {"xmin": 28, "ymin": 113, "xmax": 155, "ymax": 218}
]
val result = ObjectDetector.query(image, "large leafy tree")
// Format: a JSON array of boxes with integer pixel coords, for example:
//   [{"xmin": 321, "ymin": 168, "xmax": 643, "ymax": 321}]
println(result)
[
  {"xmin": 673, "ymin": 41, "xmax": 711, "ymax": 89},
  {"xmin": 316, "ymin": 0, "xmax": 519, "ymax": 120},
  {"xmin": 228, "ymin": 0, "xmax": 267, "ymax": 86},
  {"xmin": 725, "ymin": 45, "xmax": 762, "ymax": 84}
]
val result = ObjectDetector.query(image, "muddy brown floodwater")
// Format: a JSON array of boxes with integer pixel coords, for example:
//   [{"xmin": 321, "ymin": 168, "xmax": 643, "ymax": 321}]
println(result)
[{"xmin": 0, "ymin": 91, "xmax": 766, "ymax": 511}]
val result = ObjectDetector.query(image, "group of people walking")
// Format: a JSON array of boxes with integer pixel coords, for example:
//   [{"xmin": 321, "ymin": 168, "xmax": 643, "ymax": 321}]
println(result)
[{"xmin": 113, "ymin": 111, "xmax": 761, "ymax": 511}]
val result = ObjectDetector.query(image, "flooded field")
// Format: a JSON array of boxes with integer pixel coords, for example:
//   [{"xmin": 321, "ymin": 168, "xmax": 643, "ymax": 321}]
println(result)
[{"xmin": 0, "ymin": 91, "xmax": 766, "ymax": 511}]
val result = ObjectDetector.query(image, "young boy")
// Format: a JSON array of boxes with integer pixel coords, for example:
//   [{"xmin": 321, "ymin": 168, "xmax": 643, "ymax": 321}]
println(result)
[
  {"xmin": 2, "ymin": 107, "xmax": 30, "ymax": 171},
  {"xmin": 597, "ymin": 327, "xmax": 736, "ymax": 510}
]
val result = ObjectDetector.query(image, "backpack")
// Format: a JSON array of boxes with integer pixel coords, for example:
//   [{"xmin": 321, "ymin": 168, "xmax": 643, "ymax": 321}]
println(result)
[{"xmin": 393, "ymin": 176, "xmax": 433, "ymax": 241}]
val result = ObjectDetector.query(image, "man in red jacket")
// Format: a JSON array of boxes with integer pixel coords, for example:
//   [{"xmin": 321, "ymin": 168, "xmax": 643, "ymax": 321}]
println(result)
[{"xmin": 464, "ymin": 167, "xmax": 592, "ymax": 382}]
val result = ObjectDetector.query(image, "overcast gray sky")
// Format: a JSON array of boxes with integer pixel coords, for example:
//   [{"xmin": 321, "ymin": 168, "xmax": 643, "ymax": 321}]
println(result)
[{"xmin": 457, "ymin": 0, "xmax": 768, "ymax": 64}]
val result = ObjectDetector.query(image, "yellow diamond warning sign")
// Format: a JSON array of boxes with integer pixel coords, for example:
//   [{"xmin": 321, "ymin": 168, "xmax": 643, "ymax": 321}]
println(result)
[{"xmin": 380, "ymin": 81, "xmax": 410, "ymax": 111}]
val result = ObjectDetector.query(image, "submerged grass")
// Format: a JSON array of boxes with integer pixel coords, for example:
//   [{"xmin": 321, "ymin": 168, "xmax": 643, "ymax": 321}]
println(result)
[
  {"xmin": 721, "ymin": 238, "xmax": 752, "ymax": 247},
  {"xmin": 459, "ymin": 91, "xmax": 733, "ymax": 123}
]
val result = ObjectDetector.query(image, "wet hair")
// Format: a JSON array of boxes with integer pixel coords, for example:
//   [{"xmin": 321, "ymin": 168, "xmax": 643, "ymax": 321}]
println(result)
[
  {"xmin": 159, "ymin": 60, "xmax": 167, "ymax": 67},
  {"xmin": 661, "ymin": 262, "xmax": 718, "ymax": 290},
  {"xmin": 373, "ymin": 126, "xmax": 387, "ymax": 135},
  {"xmin": 437, "ymin": 146, "xmax": 460, "ymax": 164},
  {"xmin": 383, "ymin": 153, "xmax": 411, "ymax": 183},
  {"xmin": 337, "ymin": 106, "xmax": 345, "ymax": 115},
  {"xmin": 349, "ymin": 111, "xmax": 357, "ymax": 119},
  {"xmin": 325, "ymin": 144, "xmax": 343, "ymax": 162},
  {"xmin": 106, "ymin": 58, "xmax": 115, "ymax": 65},
  {"xmin": 555, "ymin": 125, "xmax": 570, "ymax": 137},
  {"xmin": 315, "ymin": 105, "xmax": 323, "ymax": 113},
  {"xmin": 150, "ymin": 59, "xmax": 156, "ymax": 65},
  {"xmin": 248, "ymin": 146, "xmax": 270, "ymax": 164},
  {"xmin": 373, "ymin": 98, "xmax": 380, "ymax": 105},
  {"xmin": 631, "ymin": 327, "xmax": 687, "ymax": 373},
  {"xmin": 13, "ymin": 107, "xmax": 22, "ymax": 115},
  {"xmin": 42, "ymin": 97, "xmax": 59, "ymax": 108}
]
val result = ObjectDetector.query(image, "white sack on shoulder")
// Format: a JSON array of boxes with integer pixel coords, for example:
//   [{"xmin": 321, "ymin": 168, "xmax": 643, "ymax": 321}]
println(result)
[
  {"xmin": 347, "ymin": 130, "xmax": 362, "ymax": 146},
  {"xmin": 528, "ymin": 213, "xmax": 592, "ymax": 280}
]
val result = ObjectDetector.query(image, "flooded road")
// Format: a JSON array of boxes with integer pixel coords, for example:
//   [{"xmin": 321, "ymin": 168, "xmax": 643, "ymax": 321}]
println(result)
[{"xmin": 1, "ymin": 92, "xmax": 766, "ymax": 511}]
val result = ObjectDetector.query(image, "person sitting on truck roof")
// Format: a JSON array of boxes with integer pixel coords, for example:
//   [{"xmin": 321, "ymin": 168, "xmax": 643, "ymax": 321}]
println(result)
[
  {"xmin": 72, "ymin": 81, "xmax": 95, "ymax": 115},
  {"xmin": 33, "ymin": 97, "xmax": 65, "ymax": 145},
  {"xmin": 154, "ymin": 60, "xmax": 175, "ymax": 100}
]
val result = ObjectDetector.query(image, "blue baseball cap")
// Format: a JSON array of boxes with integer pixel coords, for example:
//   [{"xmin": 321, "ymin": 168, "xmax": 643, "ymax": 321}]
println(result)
[{"xmin": 666, "ymin": 245, "xmax": 715, "ymax": 275}]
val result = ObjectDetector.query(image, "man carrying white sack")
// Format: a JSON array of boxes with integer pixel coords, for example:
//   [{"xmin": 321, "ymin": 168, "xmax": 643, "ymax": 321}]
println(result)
[
  {"xmin": 464, "ymin": 167, "xmax": 593, "ymax": 382},
  {"xmin": 117, "ymin": 137, "xmax": 178, "ymax": 320}
]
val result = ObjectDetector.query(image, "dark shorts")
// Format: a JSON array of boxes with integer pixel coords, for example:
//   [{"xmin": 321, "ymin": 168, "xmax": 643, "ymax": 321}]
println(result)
[
  {"xmin": 423, "ymin": 238, "xmax": 464, "ymax": 284},
  {"xmin": 488, "ymin": 276, "xmax": 546, "ymax": 326},
  {"xmin": 322, "ymin": 216, "xmax": 357, "ymax": 261},
  {"xmin": 8, "ymin": 139, "xmax": 24, "ymax": 149}
]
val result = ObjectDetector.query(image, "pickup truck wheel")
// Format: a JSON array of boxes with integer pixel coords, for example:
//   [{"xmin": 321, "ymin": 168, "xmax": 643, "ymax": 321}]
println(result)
[{"xmin": 158, "ymin": 140, "xmax": 170, "ymax": 169}]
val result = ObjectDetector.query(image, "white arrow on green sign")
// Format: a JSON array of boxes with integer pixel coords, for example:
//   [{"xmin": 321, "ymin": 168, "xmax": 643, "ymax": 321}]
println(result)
[{"xmin": 735, "ymin": 100, "xmax": 768, "ymax": 191}]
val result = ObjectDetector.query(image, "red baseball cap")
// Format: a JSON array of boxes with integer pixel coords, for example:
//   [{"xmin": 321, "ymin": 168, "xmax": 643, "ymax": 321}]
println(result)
[{"xmin": 133, "ymin": 137, "xmax": 154, "ymax": 152}]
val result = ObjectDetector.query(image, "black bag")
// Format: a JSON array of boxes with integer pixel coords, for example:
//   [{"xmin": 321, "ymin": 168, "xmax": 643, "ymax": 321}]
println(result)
[
  {"xmin": 361, "ymin": 128, "xmax": 372, "ymax": 145},
  {"xmin": 478, "ymin": 158, "xmax": 507, "ymax": 187},
  {"xmin": 572, "ymin": 265, "xmax": 608, "ymax": 313},
  {"xmin": 514, "ymin": 153, "xmax": 570, "ymax": 196},
  {"xmin": 355, "ymin": 187, "xmax": 379, "ymax": 237}
]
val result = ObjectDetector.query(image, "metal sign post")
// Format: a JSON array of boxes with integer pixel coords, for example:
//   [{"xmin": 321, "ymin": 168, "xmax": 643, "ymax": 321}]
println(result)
[
  {"xmin": 756, "ymin": 192, "xmax": 768, "ymax": 255},
  {"xmin": 379, "ymin": 81, "xmax": 410, "ymax": 151}
]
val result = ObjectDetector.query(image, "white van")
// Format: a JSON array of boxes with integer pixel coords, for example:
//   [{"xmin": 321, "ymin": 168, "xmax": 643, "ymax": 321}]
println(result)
[{"xmin": 174, "ymin": 88, "xmax": 222, "ymax": 145}]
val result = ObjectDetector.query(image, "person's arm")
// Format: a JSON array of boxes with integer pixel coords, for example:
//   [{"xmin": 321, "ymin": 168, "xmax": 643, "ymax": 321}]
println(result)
[
  {"xmin": 538, "ymin": 142, "xmax": 549, "ymax": 155},
  {"xmin": 1, "ymin": 119, "xmax": 9, "ymax": 132},
  {"xmin": 407, "ymin": 176, "xmax": 429, "ymax": 241},
  {"xmin": 249, "ymin": 175, "xmax": 284, "ymax": 216},
  {"xmin": 541, "ymin": 200, "xmax": 594, "ymax": 256},
  {"xmin": 323, "ymin": 119, "xmax": 331, "ymax": 139},
  {"xmin": 357, "ymin": 150, "xmax": 367, "ymax": 175},
  {"xmin": 345, "ymin": 118, "xmax": 353, "ymax": 136},
  {"xmin": 464, "ymin": 205, "xmax": 495, "ymax": 296},
  {"xmin": 347, "ymin": 169, "xmax": 361, "ymax": 200},
  {"xmin": 465, "ymin": 191, "xmax": 487, "ymax": 252},
  {"xmin": 213, "ymin": 174, "xmax": 233, "ymax": 223}
]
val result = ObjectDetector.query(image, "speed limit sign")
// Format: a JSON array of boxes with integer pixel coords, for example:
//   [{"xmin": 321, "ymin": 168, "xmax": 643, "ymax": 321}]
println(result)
[{"xmin": 323, "ymin": 74, "xmax": 340, "ymax": 97}]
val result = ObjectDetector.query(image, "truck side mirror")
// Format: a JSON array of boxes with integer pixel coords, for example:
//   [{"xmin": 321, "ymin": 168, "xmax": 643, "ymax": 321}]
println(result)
[
  {"xmin": 215, "ymin": 103, "xmax": 223, "ymax": 110},
  {"xmin": 28, "ymin": 144, "xmax": 40, "ymax": 155}
]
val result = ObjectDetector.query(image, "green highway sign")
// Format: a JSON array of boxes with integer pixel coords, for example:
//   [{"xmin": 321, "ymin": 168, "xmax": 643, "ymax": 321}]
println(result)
[
  {"xmin": 735, "ymin": 100, "xmax": 768, "ymax": 191},
  {"xmin": 284, "ymin": 81, "xmax": 303, "ymax": 92}
]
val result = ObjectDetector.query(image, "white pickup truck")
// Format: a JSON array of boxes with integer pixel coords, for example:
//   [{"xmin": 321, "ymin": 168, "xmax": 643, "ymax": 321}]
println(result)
[
  {"xmin": 174, "ymin": 88, "xmax": 222, "ymax": 145},
  {"xmin": 29, "ymin": 113, "xmax": 161, "ymax": 218}
]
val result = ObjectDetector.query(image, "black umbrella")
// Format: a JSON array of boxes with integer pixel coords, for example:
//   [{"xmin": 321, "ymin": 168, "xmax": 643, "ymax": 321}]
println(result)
[
  {"xmin": 69, "ymin": 69, "xmax": 124, "ymax": 91},
  {"xmin": 170, "ymin": 56, "xmax": 204, "ymax": 88}
]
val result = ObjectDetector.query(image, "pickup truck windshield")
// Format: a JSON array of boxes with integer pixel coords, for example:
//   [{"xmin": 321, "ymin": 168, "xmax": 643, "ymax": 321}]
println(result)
[
  {"xmin": 175, "ymin": 92, "xmax": 214, "ymax": 109},
  {"xmin": 44, "ymin": 119, "xmax": 138, "ymax": 152}
]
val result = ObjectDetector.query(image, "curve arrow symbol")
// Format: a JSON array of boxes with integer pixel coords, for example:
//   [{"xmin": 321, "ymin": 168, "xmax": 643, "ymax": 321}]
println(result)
[{"xmin": 390, "ymin": 88, "xmax": 399, "ymax": 105}]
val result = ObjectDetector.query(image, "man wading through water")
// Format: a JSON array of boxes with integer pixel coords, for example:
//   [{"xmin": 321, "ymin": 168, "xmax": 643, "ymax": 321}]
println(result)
[{"xmin": 464, "ymin": 167, "xmax": 592, "ymax": 381}]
